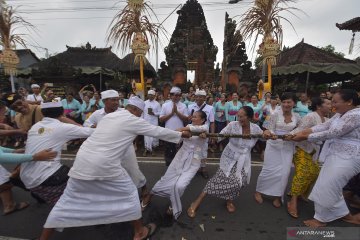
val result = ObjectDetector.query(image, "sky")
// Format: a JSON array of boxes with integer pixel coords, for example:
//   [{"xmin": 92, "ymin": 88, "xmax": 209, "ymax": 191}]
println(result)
[{"xmin": 6, "ymin": 0, "xmax": 360, "ymax": 72}]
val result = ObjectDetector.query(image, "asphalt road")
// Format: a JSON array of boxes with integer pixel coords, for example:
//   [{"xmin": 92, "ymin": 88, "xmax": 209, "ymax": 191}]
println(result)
[{"xmin": 0, "ymin": 155, "xmax": 358, "ymax": 240}]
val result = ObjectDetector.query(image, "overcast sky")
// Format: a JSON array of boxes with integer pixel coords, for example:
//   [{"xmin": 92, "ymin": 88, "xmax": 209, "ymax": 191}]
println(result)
[{"xmin": 8, "ymin": 0, "xmax": 360, "ymax": 70}]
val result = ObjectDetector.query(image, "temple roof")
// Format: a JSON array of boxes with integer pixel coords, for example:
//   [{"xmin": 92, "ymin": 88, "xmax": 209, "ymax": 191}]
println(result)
[
  {"xmin": 276, "ymin": 40, "xmax": 355, "ymax": 66},
  {"xmin": 31, "ymin": 43, "xmax": 156, "ymax": 77},
  {"xmin": 42, "ymin": 43, "xmax": 121, "ymax": 69},
  {"xmin": 336, "ymin": 17, "xmax": 360, "ymax": 32}
]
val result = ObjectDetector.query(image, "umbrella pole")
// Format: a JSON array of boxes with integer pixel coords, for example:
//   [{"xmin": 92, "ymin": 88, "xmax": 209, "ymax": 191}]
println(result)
[{"xmin": 305, "ymin": 71, "xmax": 310, "ymax": 94}]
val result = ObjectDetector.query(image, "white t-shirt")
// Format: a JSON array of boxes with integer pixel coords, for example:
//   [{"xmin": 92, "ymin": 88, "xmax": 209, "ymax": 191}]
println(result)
[
  {"xmin": 26, "ymin": 94, "xmax": 44, "ymax": 103},
  {"xmin": 20, "ymin": 118, "xmax": 94, "ymax": 188},
  {"xmin": 83, "ymin": 108, "xmax": 120, "ymax": 127},
  {"xmin": 188, "ymin": 103, "xmax": 215, "ymax": 126},
  {"xmin": 160, "ymin": 101, "xmax": 188, "ymax": 130}
]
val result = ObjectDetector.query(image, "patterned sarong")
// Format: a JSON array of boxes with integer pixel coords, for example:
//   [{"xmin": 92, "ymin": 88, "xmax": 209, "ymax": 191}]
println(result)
[
  {"xmin": 30, "ymin": 165, "xmax": 69, "ymax": 205},
  {"xmin": 289, "ymin": 147, "xmax": 320, "ymax": 196}
]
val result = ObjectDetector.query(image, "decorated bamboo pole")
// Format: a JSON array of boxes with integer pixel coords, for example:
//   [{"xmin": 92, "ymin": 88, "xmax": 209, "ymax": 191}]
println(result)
[
  {"xmin": 267, "ymin": 60, "xmax": 272, "ymax": 90},
  {"xmin": 131, "ymin": 32, "xmax": 149, "ymax": 99},
  {"xmin": 140, "ymin": 56, "xmax": 145, "ymax": 97},
  {"xmin": 257, "ymin": 36, "xmax": 280, "ymax": 97}
]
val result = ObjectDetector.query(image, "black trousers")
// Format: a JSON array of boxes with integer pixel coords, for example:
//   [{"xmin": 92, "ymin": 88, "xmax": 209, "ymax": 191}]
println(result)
[{"xmin": 164, "ymin": 142, "xmax": 177, "ymax": 166}]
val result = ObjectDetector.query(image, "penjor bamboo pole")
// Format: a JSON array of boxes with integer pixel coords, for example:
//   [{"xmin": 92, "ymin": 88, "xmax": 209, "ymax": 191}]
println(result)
[
  {"xmin": 140, "ymin": 56, "xmax": 145, "ymax": 99},
  {"xmin": 267, "ymin": 61, "xmax": 272, "ymax": 92}
]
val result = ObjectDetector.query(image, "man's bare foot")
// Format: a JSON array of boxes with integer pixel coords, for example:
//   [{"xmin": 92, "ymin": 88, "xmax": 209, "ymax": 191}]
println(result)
[
  {"xmin": 272, "ymin": 198, "xmax": 282, "ymax": 208},
  {"xmin": 254, "ymin": 192, "xmax": 263, "ymax": 204},
  {"xmin": 303, "ymin": 219, "xmax": 326, "ymax": 228},
  {"xmin": 342, "ymin": 214, "xmax": 360, "ymax": 225}
]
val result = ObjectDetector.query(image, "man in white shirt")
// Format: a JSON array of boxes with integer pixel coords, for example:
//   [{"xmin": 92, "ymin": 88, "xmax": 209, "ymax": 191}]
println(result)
[
  {"xmin": 143, "ymin": 89, "xmax": 161, "ymax": 156},
  {"xmin": 26, "ymin": 84, "xmax": 44, "ymax": 105},
  {"xmin": 160, "ymin": 86, "xmax": 189, "ymax": 166},
  {"xmin": 188, "ymin": 89, "xmax": 215, "ymax": 179},
  {"xmin": 20, "ymin": 101, "xmax": 94, "ymax": 205},
  {"xmin": 40, "ymin": 96, "xmax": 191, "ymax": 240},
  {"xmin": 84, "ymin": 90, "xmax": 148, "ymax": 198},
  {"xmin": 83, "ymin": 90, "xmax": 120, "ymax": 128}
]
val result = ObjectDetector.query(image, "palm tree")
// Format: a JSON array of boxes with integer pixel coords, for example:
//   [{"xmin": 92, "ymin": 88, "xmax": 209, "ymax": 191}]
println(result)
[
  {"xmin": 0, "ymin": 3, "xmax": 35, "ymax": 91},
  {"xmin": 238, "ymin": 0, "xmax": 301, "ymax": 96},
  {"xmin": 107, "ymin": 0, "xmax": 161, "ymax": 98}
]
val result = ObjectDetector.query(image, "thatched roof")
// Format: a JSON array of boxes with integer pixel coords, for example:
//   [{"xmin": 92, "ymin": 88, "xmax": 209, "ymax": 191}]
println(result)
[
  {"xmin": 336, "ymin": 17, "xmax": 360, "ymax": 32},
  {"xmin": 33, "ymin": 43, "xmax": 121, "ymax": 70},
  {"xmin": 276, "ymin": 40, "xmax": 354, "ymax": 66},
  {"xmin": 31, "ymin": 43, "xmax": 156, "ymax": 77},
  {"xmin": 118, "ymin": 53, "xmax": 156, "ymax": 77},
  {"xmin": 272, "ymin": 40, "xmax": 360, "ymax": 83}
]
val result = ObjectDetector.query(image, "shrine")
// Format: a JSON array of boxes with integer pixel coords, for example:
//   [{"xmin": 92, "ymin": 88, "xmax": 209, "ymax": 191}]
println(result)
[{"xmin": 164, "ymin": 0, "xmax": 218, "ymax": 87}]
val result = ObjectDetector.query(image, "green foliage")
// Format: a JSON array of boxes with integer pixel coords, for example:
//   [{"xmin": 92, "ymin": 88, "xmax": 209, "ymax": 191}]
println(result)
[{"xmin": 319, "ymin": 44, "xmax": 345, "ymax": 58}]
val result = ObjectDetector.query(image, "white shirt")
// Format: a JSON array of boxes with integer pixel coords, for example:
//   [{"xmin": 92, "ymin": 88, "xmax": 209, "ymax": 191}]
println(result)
[
  {"xmin": 26, "ymin": 94, "xmax": 44, "ymax": 103},
  {"xmin": 69, "ymin": 110, "xmax": 182, "ymax": 180},
  {"xmin": 143, "ymin": 99, "xmax": 161, "ymax": 125},
  {"xmin": 188, "ymin": 103, "xmax": 215, "ymax": 126},
  {"xmin": 83, "ymin": 108, "xmax": 120, "ymax": 127},
  {"xmin": 160, "ymin": 101, "xmax": 188, "ymax": 130},
  {"xmin": 20, "ymin": 118, "xmax": 94, "ymax": 189}
]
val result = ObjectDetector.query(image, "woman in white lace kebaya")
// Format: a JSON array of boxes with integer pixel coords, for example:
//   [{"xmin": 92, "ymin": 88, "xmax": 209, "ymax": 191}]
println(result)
[
  {"xmin": 187, "ymin": 106, "xmax": 263, "ymax": 217},
  {"xmin": 287, "ymin": 97, "xmax": 332, "ymax": 218},
  {"xmin": 292, "ymin": 89, "xmax": 360, "ymax": 227},
  {"xmin": 141, "ymin": 111, "xmax": 208, "ymax": 219},
  {"xmin": 255, "ymin": 93, "xmax": 301, "ymax": 208}
]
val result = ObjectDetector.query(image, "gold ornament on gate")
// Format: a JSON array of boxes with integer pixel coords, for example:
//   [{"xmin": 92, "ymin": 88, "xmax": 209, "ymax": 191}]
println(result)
[
  {"xmin": 257, "ymin": 36, "xmax": 280, "ymax": 66},
  {"xmin": 131, "ymin": 32, "xmax": 150, "ymax": 64},
  {"xmin": 0, "ymin": 48, "xmax": 20, "ymax": 75}
]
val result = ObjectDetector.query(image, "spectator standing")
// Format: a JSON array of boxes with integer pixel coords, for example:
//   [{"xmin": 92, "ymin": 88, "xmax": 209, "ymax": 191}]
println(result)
[{"xmin": 159, "ymin": 87, "xmax": 189, "ymax": 166}]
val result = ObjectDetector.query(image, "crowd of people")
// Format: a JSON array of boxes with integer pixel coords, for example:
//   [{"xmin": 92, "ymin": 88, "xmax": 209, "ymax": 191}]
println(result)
[{"xmin": 0, "ymin": 81, "xmax": 360, "ymax": 239}]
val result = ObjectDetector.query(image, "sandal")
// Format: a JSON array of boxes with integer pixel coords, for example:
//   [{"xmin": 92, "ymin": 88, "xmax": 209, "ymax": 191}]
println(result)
[
  {"xmin": 135, "ymin": 223, "xmax": 156, "ymax": 240},
  {"xmin": 166, "ymin": 206, "xmax": 173, "ymax": 216},
  {"xmin": 3, "ymin": 202, "xmax": 30, "ymax": 215},
  {"xmin": 226, "ymin": 202, "xmax": 236, "ymax": 213},
  {"xmin": 287, "ymin": 202, "xmax": 299, "ymax": 218},
  {"xmin": 187, "ymin": 203, "xmax": 196, "ymax": 218},
  {"xmin": 141, "ymin": 200, "xmax": 150, "ymax": 212}
]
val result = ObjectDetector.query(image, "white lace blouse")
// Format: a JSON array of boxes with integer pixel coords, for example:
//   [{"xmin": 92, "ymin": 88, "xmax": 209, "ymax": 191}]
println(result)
[
  {"xmin": 291, "ymin": 112, "xmax": 327, "ymax": 157},
  {"xmin": 309, "ymin": 108, "xmax": 360, "ymax": 159}
]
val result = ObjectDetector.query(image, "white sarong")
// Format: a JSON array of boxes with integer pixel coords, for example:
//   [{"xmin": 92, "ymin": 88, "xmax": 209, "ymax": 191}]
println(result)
[
  {"xmin": 256, "ymin": 138, "xmax": 295, "ymax": 200},
  {"xmin": 309, "ymin": 151, "xmax": 360, "ymax": 222},
  {"xmin": 44, "ymin": 176, "xmax": 141, "ymax": 229},
  {"xmin": 151, "ymin": 147, "xmax": 201, "ymax": 219}
]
